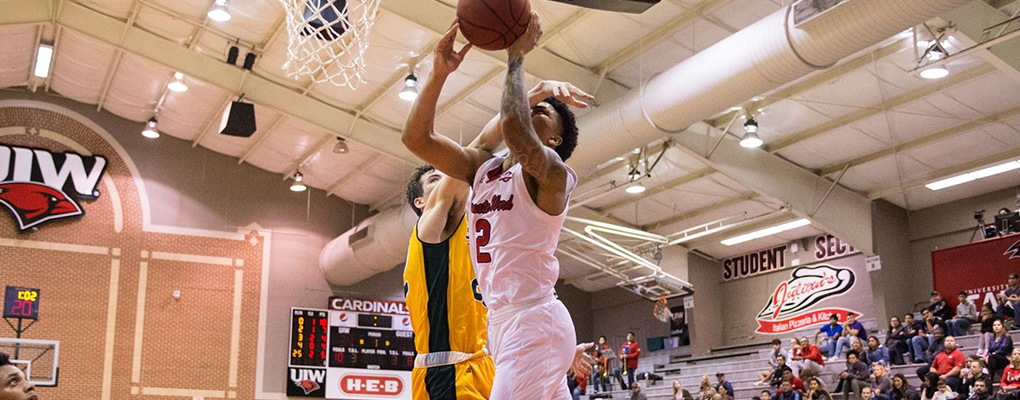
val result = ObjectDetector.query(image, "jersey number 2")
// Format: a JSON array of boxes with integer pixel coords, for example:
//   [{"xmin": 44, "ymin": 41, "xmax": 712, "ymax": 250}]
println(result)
[{"xmin": 475, "ymin": 218, "xmax": 492, "ymax": 263}]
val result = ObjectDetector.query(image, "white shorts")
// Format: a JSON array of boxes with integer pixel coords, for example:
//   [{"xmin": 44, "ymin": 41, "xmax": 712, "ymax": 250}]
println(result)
[{"xmin": 487, "ymin": 297, "xmax": 576, "ymax": 400}]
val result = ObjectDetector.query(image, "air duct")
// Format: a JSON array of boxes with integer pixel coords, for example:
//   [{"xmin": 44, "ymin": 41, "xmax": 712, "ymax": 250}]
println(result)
[
  {"xmin": 319, "ymin": 0, "xmax": 973, "ymax": 286},
  {"xmin": 567, "ymin": 0, "xmax": 973, "ymax": 172},
  {"xmin": 319, "ymin": 205, "xmax": 417, "ymax": 286}
]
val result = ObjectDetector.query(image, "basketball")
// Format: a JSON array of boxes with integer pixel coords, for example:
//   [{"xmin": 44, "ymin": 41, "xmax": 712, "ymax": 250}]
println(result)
[{"xmin": 457, "ymin": 0, "xmax": 532, "ymax": 51}]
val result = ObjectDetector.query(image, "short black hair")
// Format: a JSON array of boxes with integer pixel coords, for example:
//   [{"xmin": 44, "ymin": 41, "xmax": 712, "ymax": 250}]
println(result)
[
  {"xmin": 959, "ymin": 291, "xmax": 968, "ymax": 297},
  {"xmin": 829, "ymin": 314, "xmax": 839, "ymax": 321},
  {"xmin": 599, "ymin": 335, "xmax": 606, "ymax": 341},
  {"xmin": 847, "ymin": 350, "xmax": 860, "ymax": 359},
  {"xmin": 543, "ymin": 97, "xmax": 579, "ymax": 162},
  {"xmin": 406, "ymin": 164, "xmax": 436, "ymax": 217},
  {"xmin": 1011, "ymin": 273, "xmax": 1019, "ymax": 279},
  {"xmin": 771, "ymin": 339, "xmax": 782, "ymax": 346},
  {"xmin": 847, "ymin": 312, "xmax": 856, "ymax": 317},
  {"xmin": 762, "ymin": 390, "xmax": 772, "ymax": 395},
  {"xmin": 0, "ymin": 352, "xmax": 10, "ymax": 366},
  {"xmin": 628, "ymin": 331, "xmax": 635, "ymax": 337}
]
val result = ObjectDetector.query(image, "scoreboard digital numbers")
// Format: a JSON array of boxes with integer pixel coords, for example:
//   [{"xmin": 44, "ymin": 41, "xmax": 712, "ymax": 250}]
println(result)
[
  {"xmin": 3, "ymin": 286, "xmax": 40, "ymax": 319},
  {"xmin": 287, "ymin": 298, "xmax": 415, "ymax": 399},
  {"xmin": 289, "ymin": 309, "xmax": 329, "ymax": 367}
]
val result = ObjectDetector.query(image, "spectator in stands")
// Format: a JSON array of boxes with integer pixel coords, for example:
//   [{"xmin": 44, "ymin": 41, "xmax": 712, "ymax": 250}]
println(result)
[
  {"xmin": 965, "ymin": 379, "xmax": 990, "ymax": 400},
  {"xmin": 891, "ymin": 373, "xmax": 918, "ymax": 400},
  {"xmin": 999, "ymin": 348, "xmax": 1020, "ymax": 400},
  {"xmin": 840, "ymin": 312, "xmax": 869, "ymax": 358},
  {"xmin": 916, "ymin": 336, "xmax": 965, "ymax": 392},
  {"xmin": 924, "ymin": 379, "xmax": 959, "ymax": 400},
  {"xmin": 996, "ymin": 274, "xmax": 1020, "ymax": 330},
  {"xmin": 631, "ymin": 382, "xmax": 648, "ymax": 400},
  {"xmin": 674, "ymin": 380, "xmax": 694, "ymax": 400},
  {"xmin": 976, "ymin": 305, "xmax": 999, "ymax": 358},
  {"xmin": 872, "ymin": 364, "xmax": 893, "ymax": 399},
  {"xmin": 0, "ymin": 352, "xmax": 37, "ymax": 400},
  {"xmin": 718, "ymin": 384, "xmax": 735, "ymax": 400},
  {"xmin": 961, "ymin": 356, "xmax": 991, "ymax": 400},
  {"xmin": 948, "ymin": 292, "xmax": 978, "ymax": 337},
  {"xmin": 716, "ymin": 372, "xmax": 734, "ymax": 397},
  {"xmin": 929, "ymin": 292, "xmax": 955, "ymax": 322},
  {"xmin": 760, "ymin": 339, "xmax": 791, "ymax": 385},
  {"xmin": 913, "ymin": 310, "xmax": 947, "ymax": 364},
  {"xmin": 700, "ymin": 375, "xmax": 718, "ymax": 400},
  {"xmin": 986, "ymin": 319, "xmax": 1014, "ymax": 382},
  {"xmin": 889, "ymin": 316, "xmax": 913, "ymax": 365},
  {"xmin": 593, "ymin": 335, "xmax": 612, "ymax": 392},
  {"xmin": 863, "ymin": 386, "xmax": 877, "ymax": 400},
  {"xmin": 816, "ymin": 314, "xmax": 845, "ymax": 361},
  {"xmin": 761, "ymin": 389, "xmax": 773, "ymax": 400},
  {"xmin": 850, "ymin": 338, "xmax": 870, "ymax": 365},
  {"xmin": 782, "ymin": 369, "xmax": 806, "ymax": 394},
  {"xmin": 762, "ymin": 355, "xmax": 793, "ymax": 387},
  {"xmin": 920, "ymin": 373, "xmax": 940, "ymax": 400},
  {"xmin": 619, "ymin": 332, "xmax": 641, "ymax": 389},
  {"xmin": 808, "ymin": 377, "xmax": 833, "ymax": 400},
  {"xmin": 905, "ymin": 314, "xmax": 924, "ymax": 361},
  {"xmin": 568, "ymin": 370, "xmax": 584, "ymax": 400},
  {"xmin": 777, "ymin": 379, "xmax": 802, "ymax": 400},
  {"xmin": 839, "ymin": 351, "xmax": 870, "ymax": 400},
  {"xmin": 868, "ymin": 336, "xmax": 891, "ymax": 369},
  {"xmin": 793, "ymin": 337, "xmax": 825, "ymax": 378}
]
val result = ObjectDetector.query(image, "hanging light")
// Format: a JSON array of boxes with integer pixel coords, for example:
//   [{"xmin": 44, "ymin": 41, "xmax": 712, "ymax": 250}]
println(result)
[
  {"xmin": 740, "ymin": 117, "xmax": 763, "ymax": 148},
  {"xmin": 625, "ymin": 183, "xmax": 646, "ymax": 194},
  {"xmin": 207, "ymin": 0, "xmax": 231, "ymax": 22},
  {"xmin": 167, "ymin": 72, "xmax": 188, "ymax": 92},
  {"xmin": 333, "ymin": 137, "xmax": 349, "ymax": 154},
  {"xmin": 399, "ymin": 73, "xmax": 418, "ymax": 102},
  {"xmin": 141, "ymin": 117, "xmax": 160, "ymax": 138},
  {"xmin": 921, "ymin": 43, "xmax": 949, "ymax": 80},
  {"xmin": 290, "ymin": 172, "xmax": 307, "ymax": 192}
]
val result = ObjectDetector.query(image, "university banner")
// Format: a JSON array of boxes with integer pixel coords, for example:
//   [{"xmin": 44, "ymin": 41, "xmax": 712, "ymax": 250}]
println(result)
[
  {"xmin": 669, "ymin": 304, "xmax": 690, "ymax": 346},
  {"xmin": 932, "ymin": 233, "xmax": 1020, "ymax": 310}
]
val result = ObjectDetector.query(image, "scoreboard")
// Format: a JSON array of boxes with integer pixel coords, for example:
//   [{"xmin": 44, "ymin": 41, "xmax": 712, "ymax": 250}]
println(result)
[
  {"xmin": 3, "ymin": 287, "xmax": 40, "ymax": 319},
  {"xmin": 288, "ymin": 297, "xmax": 414, "ymax": 399}
]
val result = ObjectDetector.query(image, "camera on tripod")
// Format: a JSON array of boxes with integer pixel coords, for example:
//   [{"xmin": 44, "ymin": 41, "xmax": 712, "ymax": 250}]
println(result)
[{"xmin": 975, "ymin": 209, "xmax": 986, "ymax": 222}]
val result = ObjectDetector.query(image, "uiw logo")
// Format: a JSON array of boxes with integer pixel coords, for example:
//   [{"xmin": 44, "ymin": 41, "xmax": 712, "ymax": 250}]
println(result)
[
  {"xmin": 289, "ymin": 368, "xmax": 324, "ymax": 395},
  {"xmin": 0, "ymin": 145, "xmax": 107, "ymax": 231},
  {"xmin": 757, "ymin": 265, "xmax": 855, "ymax": 320}
]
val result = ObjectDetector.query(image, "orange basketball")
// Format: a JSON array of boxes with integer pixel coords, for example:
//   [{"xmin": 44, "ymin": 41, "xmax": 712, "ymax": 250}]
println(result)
[{"xmin": 457, "ymin": 0, "xmax": 531, "ymax": 51}]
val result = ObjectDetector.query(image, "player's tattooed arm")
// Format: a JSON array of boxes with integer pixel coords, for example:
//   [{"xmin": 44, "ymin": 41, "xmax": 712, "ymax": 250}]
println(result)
[{"xmin": 500, "ymin": 55, "xmax": 568, "ymax": 187}]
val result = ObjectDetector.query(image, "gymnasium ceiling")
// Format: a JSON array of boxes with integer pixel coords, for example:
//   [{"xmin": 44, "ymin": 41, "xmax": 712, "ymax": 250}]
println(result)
[{"xmin": 2, "ymin": 0, "xmax": 1020, "ymax": 290}]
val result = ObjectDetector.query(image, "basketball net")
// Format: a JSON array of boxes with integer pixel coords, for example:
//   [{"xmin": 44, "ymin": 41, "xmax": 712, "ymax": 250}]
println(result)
[
  {"xmin": 653, "ymin": 294, "xmax": 671, "ymax": 323},
  {"xmin": 278, "ymin": 0, "xmax": 382, "ymax": 89}
]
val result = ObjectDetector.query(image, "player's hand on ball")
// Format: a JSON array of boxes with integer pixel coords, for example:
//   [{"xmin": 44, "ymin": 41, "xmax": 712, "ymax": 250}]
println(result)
[
  {"xmin": 434, "ymin": 21, "xmax": 473, "ymax": 77},
  {"xmin": 530, "ymin": 81, "xmax": 594, "ymax": 109},
  {"xmin": 508, "ymin": 11, "xmax": 542, "ymax": 57},
  {"xmin": 572, "ymin": 342, "xmax": 595, "ymax": 378}
]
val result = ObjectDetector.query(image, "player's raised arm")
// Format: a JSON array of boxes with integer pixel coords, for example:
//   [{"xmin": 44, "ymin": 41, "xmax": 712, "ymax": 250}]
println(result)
[
  {"xmin": 402, "ymin": 22, "xmax": 492, "ymax": 183},
  {"xmin": 499, "ymin": 14, "xmax": 572, "ymax": 211}
]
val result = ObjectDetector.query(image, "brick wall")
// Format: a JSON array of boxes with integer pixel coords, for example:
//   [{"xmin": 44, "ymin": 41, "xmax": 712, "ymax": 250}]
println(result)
[{"xmin": 0, "ymin": 104, "xmax": 266, "ymax": 399}]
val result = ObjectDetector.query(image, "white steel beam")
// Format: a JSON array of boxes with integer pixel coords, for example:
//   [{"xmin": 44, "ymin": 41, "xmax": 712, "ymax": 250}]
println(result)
[{"xmin": 941, "ymin": 1, "xmax": 1020, "ymax": 84}]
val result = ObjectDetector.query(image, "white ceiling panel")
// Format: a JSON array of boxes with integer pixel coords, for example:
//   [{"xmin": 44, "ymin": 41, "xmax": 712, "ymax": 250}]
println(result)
[
  {"xmin": 668, "ymin": 18, "xmax": 732, "ymax": 54},
  {"xmin": 0, "ymin": 25, "xmax": 36, "ymax": 89},
  {"xmin": 48, "ymin": 30, "xmax": 117, "ymax": 104},
  {"xmin": 608, "ymin": 38, "xmax": 695, "ymax": 89},
  {"xmin": 133, "ymin": 5, "xmax": 200, "ymax": 45},
  {"xmin": 885, "ymin": 106, "xmax": 969, "ymax": 143},
  {"xmin": 837, "ymin": 156, "xmax": 904, "ymax": 192},
  {"xmin": 706, "ymin": 0, "xmax": 781, "ymax": 31},
  {"xmin": 548, "ymin": 10, "xmax": 655, "ymax": 67},
  {"xmin": 78, "ymin": 0, "xmax": 134, "ymax": 18},
  {"xmin": 157, "ymin": 79, "xmax": 231, "ymax": 140},
  {"xmin": 983, "ymin": 120, "xmax": 1020, "ymax": 145},
  {"xmin": 779, "ymin": 125, "xmax": 889, "ymax": 170},
  {"xmin": 943, "ymin": 71, "xmax": 1020, "ymax": 114},
  {"xmin": 102, "ymin": 54, "xmax": 173, "ymax": 122},
  {"xmin": 795, "ymin": 68, "xmax": 882, "ymax": 110},
  {"xmin": 902, "ymin": 129, "xmax": 1013, "ymax": 171},
  {"xmin": 756, "ymin": 99, "xmax": 832, "ymax": 141}
]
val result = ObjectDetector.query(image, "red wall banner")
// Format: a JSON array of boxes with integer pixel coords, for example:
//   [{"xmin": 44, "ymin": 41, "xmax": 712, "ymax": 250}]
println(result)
[{"xmin": 932, "ymin": 233, "xmax": 1020, "ymax": 310}]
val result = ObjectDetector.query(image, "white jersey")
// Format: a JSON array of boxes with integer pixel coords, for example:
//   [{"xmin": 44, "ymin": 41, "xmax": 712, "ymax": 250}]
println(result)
[{"xmin": 468, "ymin": 156, "xmax": 576, "ymax": 311}]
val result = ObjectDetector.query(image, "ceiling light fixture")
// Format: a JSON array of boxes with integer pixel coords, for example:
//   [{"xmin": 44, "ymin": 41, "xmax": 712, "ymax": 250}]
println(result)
[
  {"xmin": 925, "ymin": 160, "xmax": 1020, "ymax": 191},
  {"xmin": 141, "ymin": 117, "xmax": 160, "ymax": 138},
  {"xmin": 167, "ymin": 72, "xmax": 188, "ymax": 92},
  {"xmin": 290, "ymin": 172, "xmax": 308, "ymax": 192},
  {"xmin": 920, "ymin": 66, "xmax": 949, "ymax": 80},
  {"xmin": 625, "ymin": 184, "xmax": 646, "ymax": 194},
  {"xmin": 333, "ymin": 137, "xmax": 349, "ymax": 154},
  {"xmin": 33, "ymin": 44, "xmax": 53, "ymax": 78},
  {"xmin": 207, "ymin": 0, "xmax": 231, "ymax": 22},
  {"xmin": 721, "ymin": 218, "xmax": 811, "ymax": 246},
  {"xmin": 921, "ymin": 43, "xmax": 949, "ymax": 80},
  {"xmin": 740, "ymin": 116, "xmax": 763, "ymax": 148},
  {"xmin": 398, "ymin": 73, "xmax": 418, "ymax": 102}
]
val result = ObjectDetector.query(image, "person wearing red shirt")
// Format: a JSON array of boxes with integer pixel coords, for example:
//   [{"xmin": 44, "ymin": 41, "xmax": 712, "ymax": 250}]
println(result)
[
  {"xmin": 593, "ymin": 336, "xmax": 612, "ymax": 392},
  {"xmin": 792, "ymin": 337, "xmax": 825, "ymax": 378},
  {"xmin": 619, "ymin": 332, "xmax": 641, "ymax": 389},
  {"xmin": 917, "ymin": 336, "xmax": 964, "ymax": 393},
  {"xmin": 1000, "ymin": 348, "xmax": 1020, "ymax": 396}
]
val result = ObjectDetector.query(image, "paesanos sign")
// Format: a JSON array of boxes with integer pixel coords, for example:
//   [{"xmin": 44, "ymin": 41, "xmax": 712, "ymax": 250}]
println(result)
[{"xmin": 754, "ymin": 265, "xmax": 860, "ymax": 334}]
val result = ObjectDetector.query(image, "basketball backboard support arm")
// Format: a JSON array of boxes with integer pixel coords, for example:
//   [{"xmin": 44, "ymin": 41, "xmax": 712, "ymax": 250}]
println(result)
[{"xmin": 0, "ymin": 338, "xmax": 60, "ymax": 387}]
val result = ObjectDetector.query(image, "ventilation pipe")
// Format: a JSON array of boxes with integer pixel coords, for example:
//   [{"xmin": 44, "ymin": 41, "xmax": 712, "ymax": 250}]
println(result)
[
  {"xmin": 319, "ymin": 205, "xmax": 417, "ymax": 286},
  {"xmin": 319, "ymin": 0, "xmax": 973, "ymax": 286},
  {"xmin": 568, "ymin": 0, "xmax": 973, "ymax": 172}
]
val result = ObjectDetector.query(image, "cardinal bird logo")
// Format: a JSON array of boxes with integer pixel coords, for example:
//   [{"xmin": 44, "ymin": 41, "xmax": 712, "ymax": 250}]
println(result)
[
  {"xmin": 0, "ymin": 182, "xmax": 83, "ymax": 231},
  {"xmin": 296, "ymin": 379, "xmax": 320, "ymax": 395},
  {"xmin": 1007, "ymin": 239, "xmax": 1020, "ymax": 260}
]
